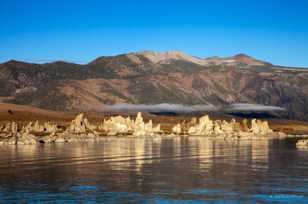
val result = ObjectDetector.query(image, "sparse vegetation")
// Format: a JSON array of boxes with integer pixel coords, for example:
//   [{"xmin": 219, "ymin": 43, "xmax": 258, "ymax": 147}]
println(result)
[{"xmin": 1, "ymin": 52, "xmax": 308, "ymax": 121}]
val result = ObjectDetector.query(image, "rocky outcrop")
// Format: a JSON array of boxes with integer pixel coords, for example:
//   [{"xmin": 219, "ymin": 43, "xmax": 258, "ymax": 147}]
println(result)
[
  {"xmin": 0, "ymin": 112, "xmax": 164, "ymax": 145},
  {"xmin": 38, "ymin": 112, "xmax": 162, "ymax": 144},
  {"xmin": 188, "ymin": 115, "xmax": 214, "ymax": 135},
  {"xmin": 172, "ymin": 124, "xmax": 182, "ymax": 135},
  {"xmin": 100, "ymin": 115, "xmax": 134, "ymax": 136},
  {"xmin": 0, "ymin": 112, "xmax": 287, "ymax": 145},
  {"xmin": 188, "ymin": 115, "xmax": 240, "ymax": 136},
  {"xmin": 250, "ymin": 119, "xmax": 273, "ymax": 135},
  {"xmin": 39, "ymin": 114, "xmax": 99, "ymax": 143},
  {"xmin": 0, "ymin": 122, "xmax": 37, "ymax": 145},
  {"xmin": 15, "ymin": 132, "xmax": 38, "ymax": 145},
  {"xmin": 296, "ymin": 139, "xmax": 308, "ymax": 149},
  {"xmin": 186, "ymin": 115, "xmax": 277, "ymax": 138},
  {"xmin": 133, "ymin": 112, "xmax": 162, "ymax": 136},
  {"xmin": 67, "ymin": 113, "xmax": 96, "ymax": 134},
  {"xmin": 100, "ymin": 112, "xmax": 162, "ymax": 136},
  {"xmin": 242, "ymin": 119, "xmax": 249, "ymax": 132},
  {"xmin": 2, "ymin": 122, "xmax": 18, "ymax": 134},
  {"xmin": 23, "ymin": 121, "xmax": 59, "ymax": 133},
  {"xmin": 39, "ymin": 132, "xmax": 66, "ymax": 143}
]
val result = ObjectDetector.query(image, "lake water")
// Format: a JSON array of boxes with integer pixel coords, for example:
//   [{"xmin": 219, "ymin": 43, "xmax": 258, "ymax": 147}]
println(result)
[{"xmin": 0, "ymin": 137, "xmax": 307, "ymax": 203}]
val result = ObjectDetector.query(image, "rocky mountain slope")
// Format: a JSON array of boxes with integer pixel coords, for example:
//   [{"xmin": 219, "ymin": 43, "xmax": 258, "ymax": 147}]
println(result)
[{"xmin": 1, "ymin": 51, "xmax": 308, "ymax": 121}]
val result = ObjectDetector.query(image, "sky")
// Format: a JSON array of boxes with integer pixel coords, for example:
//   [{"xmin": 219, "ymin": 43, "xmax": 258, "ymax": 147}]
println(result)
[{"xmin": 0, "ymin": 0, "xmax": 308, "ymax": 67}]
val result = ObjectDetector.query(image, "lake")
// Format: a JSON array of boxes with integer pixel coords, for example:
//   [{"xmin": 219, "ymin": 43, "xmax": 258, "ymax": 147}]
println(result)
[{"xmin": 0, "ymin": 137, "xmax": 307, "ymax": 203}]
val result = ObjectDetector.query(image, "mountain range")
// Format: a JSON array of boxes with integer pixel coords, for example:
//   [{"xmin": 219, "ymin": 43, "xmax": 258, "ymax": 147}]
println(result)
[{"xmin": 1, "ymin": 51, "xmax": 308, "ymax": 121}]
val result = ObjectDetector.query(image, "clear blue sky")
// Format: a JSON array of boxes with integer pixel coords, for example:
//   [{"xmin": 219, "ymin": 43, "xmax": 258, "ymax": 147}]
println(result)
[{"xmin": 0, "ymin": 0, "xmax": 308, "ymax": 67}]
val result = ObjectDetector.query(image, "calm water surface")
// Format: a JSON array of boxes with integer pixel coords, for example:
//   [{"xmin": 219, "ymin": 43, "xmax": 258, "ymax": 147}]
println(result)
[{"xmin": 0, "ymin": 137, "xmax": 307, "ymax": 203}]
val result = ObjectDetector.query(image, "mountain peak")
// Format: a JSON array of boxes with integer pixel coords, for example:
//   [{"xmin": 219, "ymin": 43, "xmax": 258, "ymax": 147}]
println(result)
[
  {"xmin": 133, "ymin": 50, "xmax": 208, "ymax": 65},
  {"xmin": 231, "ymin": 53, "xmax": 272, "ymax": 66},
  {"xmin": 2, "ymin": 60, "xmax": 36, "ymax": 68},
  {"xmin": 135, "ymin": 50, "xmax": 189, "ymax": 60},
  {"xmin": 233, "ymin": 53, "xmax": 252, "ymax": 59},
  {"xmin": 4, "ymin": 60, "xmax": 30, "ymax": 65}
]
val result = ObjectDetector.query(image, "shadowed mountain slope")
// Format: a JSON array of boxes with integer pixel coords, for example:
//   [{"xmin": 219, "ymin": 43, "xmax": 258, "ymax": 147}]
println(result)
[{"xmin": 1, "ymin": 51, "xmax": 308, "ymax": 121}]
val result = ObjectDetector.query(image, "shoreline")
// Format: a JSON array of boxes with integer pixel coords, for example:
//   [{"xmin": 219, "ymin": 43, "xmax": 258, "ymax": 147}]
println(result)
[
  {"xmin": 1, "ymin": 102, "xmax": 308, "ymax": 135},
  {"xmin": 1, "ymin": 112, "xmax": 307, "ymax": 146}
]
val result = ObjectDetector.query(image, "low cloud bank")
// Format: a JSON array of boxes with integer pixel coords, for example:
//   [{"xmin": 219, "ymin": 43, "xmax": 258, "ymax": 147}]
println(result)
[
  {"xmin": 106, "ymin": 103, "xmax": 217, "ymax": 113},
  {"xmin": 224, "ymin": 103, "xmax": 286, "ymax": 112},
  {"xmin": 106, "ymin": 103, "xmax": 286, "ymax": 113}
]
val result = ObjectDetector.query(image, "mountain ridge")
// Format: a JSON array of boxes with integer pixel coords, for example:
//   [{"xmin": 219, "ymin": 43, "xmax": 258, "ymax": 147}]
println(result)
[
  {"xmin": 1, "ymin": 51, "xmax": 308, "ymax": 121},
  {"xmin": 1, "ymin": 51, "xmax": 278, "ymax": 67}
]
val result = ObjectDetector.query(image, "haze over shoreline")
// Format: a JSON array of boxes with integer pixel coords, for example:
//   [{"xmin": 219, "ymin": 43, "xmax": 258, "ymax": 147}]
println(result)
[{"xmin": 106, "ymin": 103, "xmax": 286, "ymax": 113}]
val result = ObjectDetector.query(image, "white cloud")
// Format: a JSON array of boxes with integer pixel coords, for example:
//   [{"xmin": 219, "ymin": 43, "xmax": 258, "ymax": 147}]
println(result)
[{"xmin": 106, "ymin": 103, "xmax": 286, "ymax": 113}]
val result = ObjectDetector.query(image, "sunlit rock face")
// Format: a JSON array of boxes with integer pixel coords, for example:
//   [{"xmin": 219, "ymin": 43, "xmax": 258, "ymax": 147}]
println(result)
[
  {"xmin": 39, "ymin": 132, "xmax": 97, "ymax": 144},
  {"xmin": 133, "ymin": 112, "xmax": 147, "ymax": 136},
  {"xmin": 2, "ymin": 122, "xmax": 18, "ymax": 134},
  {"xmin": 296, "ymin": 139, "xmax": 308, "ymax": 149},
  {"xmin": 172, "ymin": 124, "xmax": 182, "ymax": 135},
  {"xmin": 0, "ymin": 112, "xmax": 288, "ymax": 145},
  {"xmin": 0, "ymin": 122, "xmax": 38, "ymax": 145},
  {"xmin": 186, "ymin": 114, "xmax": 276, "ymax": 137},
  {"xmin": 0, "ymin": 122, "xmax": 20, "ymax": 144},
  {"xmin": 220, "ymin": 120, "xmax": 234, "ymax": 133},
  {"xmin": 23, "ymin": 121, "xmax": 59, "ymax": 134},
  {"xmin": 45, "ymin": 113, "xmax": 98, "ymax": 143},
  {"xmin": 187, "ymin": 115, "xmax": 240, "ymax": 136},
  {"xmin": 26, "ymin": 113, "xmax": 98, "ymax": 144},
  {"xmin": 133, "ymin": 112, "xmax": 162, "ymax": 136},
  {"xmin": 250, "ymin": 119, "xmax": 273, "ymax": 135},
  {"xmin": 0, "ymin": 112, "xmax": 163, "ymax": 145},
  {"xmin": 100, "ymin": 115, "xmax": 134, "ymax": 136},
  {"xmin": 67, "ymin": 113, "xmax": 95, "ymax": 134},
  {"xmin": 16, "ymin": 132, "xmax": 37, "ymax": 145},
  {"xmin": 100, "ymin": 112, "xmax": 162, "ymax": 136},
  {"xmin": 188, "ymin": 115, "xmax": 214, "ymax": 135},
  {"xmin": 39, "ymin": 132, "xmax": 65, "ymax": 143},
  {"xmin": 242, "ymin": 119, "xmax": 249, "ymax": 132}
]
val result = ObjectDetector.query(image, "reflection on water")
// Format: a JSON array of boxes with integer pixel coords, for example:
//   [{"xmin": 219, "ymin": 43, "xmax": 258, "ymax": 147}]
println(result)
[{"xmin": 0, "ymin": 137, "xmax": 307, "ymax": 203}]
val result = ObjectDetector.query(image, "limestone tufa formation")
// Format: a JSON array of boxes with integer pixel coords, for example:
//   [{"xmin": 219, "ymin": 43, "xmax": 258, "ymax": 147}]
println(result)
[
  {"xmin": 0, "ymin": 122, "xmax": 37, "ymax": 145},
  {"xmin": 2, "ymin": 122, "xmax": 18, "ymax": 134},
  {"xmin": 67, "ymin": 113, "xmax": 96, "ymax": 134},
  {"xmin": 187, "ymin": 115, "xmax": 274, "ymax": 136},
  {"xmin": 250, "ymin": 119, "xmax": 273, "ymax": 135},
  {"xmin": 188, "ymin": 115, "xmax": 214, "ymax": 135},
  {"xmin": 172, "ymin": 124, "xmax": 182, "ymax": 135},
  {"xmin": 23, "ymin": 121, "xmax": 59, "ymax": 133},
  {"xmin": 296, "ymin": 139, "xmax": 308, "ymax": 149},
  {"xmin": 100, "ymin": 112, "xmax": 162, "ymax": 136},
  {"xmin": 100, "ymin": 115, "xmax": 134, "ymax": 136},
  {"xmin": 0, "ymin": 112, "xmax": 283, "ymax": 145}
]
